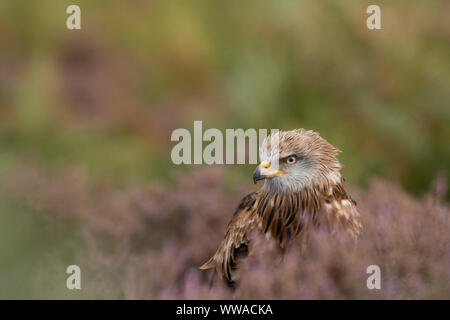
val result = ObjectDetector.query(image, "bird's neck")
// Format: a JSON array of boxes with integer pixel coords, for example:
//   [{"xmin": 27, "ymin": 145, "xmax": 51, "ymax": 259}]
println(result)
[{"xmin": 256, "ymin": 186, "xmax": 323, "ymax": 219}]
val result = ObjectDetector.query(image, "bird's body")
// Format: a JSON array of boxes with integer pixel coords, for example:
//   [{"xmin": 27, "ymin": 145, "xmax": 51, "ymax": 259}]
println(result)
[{"xmin": 200, "ymin": 129, "xmax": 362, "ymax": 284}]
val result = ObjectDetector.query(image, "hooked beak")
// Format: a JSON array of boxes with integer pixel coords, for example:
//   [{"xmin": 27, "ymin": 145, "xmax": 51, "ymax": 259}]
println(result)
[
  {"xmin": 253, "ymin": 166, "xmax": 263, "ymax": 184},
  {"xmin": 253, "ymin": 161, "xmax": 286, "ymax": 184}
]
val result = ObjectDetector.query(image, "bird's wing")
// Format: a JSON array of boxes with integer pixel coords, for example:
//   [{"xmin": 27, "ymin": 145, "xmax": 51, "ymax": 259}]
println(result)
[
  {"xmin": 199, "ymin": 191, "xmax": 261, "ymax": 283},
  {"xmin": 323, "ymin": 182, "xmax": 362, "ymax": 238},
  {"xmin": 200, "ymin": 184, "xmax": 362, "ymax": 283}
]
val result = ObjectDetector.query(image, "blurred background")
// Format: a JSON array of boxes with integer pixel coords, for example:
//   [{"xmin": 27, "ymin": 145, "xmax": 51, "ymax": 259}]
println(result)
[{"xmin": 0, "ymin": 1, "xmax": 448, "ymax": 299}]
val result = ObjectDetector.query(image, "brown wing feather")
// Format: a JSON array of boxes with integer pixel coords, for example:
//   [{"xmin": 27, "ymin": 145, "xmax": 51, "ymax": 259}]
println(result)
[
  {"xmin": 199, "ymin": 192, "xmax": 261, "ymax": 283},
  {"xmin": 323, "ymin": 182, "xmax": 362, "ymax": 238},
  {"xmin": 200, "ymin": 184, "xmax": 362, "ymax": 283}
]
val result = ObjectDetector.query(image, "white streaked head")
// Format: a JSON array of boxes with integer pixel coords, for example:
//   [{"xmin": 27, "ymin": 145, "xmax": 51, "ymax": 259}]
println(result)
[{"xmin": 253, "ymin": 129, "xmax": 343, "ymax": 193}]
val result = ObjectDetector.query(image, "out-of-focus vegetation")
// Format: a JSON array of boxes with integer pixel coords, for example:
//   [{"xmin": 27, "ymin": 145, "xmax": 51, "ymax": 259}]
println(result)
[
  {"xmin": 2, "ymin": 166, "xmax": 449, "ymax": 299},
  {"xmin": 0, "ymin": 1, "xmax": 449, "ymax": 298}
]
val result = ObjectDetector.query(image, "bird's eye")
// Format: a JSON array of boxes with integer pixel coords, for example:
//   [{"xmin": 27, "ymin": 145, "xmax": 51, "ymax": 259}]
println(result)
[{"xmin": 285, "ymin": 155, "xmax": 297, "ymax": 165}]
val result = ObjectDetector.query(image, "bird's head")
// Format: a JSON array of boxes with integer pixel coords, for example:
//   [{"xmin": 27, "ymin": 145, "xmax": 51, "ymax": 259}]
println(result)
[{"xmin": 253, "ymin": 129, "xmax": 343, "ymax": 194}]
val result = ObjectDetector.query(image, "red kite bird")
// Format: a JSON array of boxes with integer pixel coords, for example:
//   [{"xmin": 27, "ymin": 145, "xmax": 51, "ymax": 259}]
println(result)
[{"xmin": 200, "ymin": 129, "xmax": 362, "ymax": 284}]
